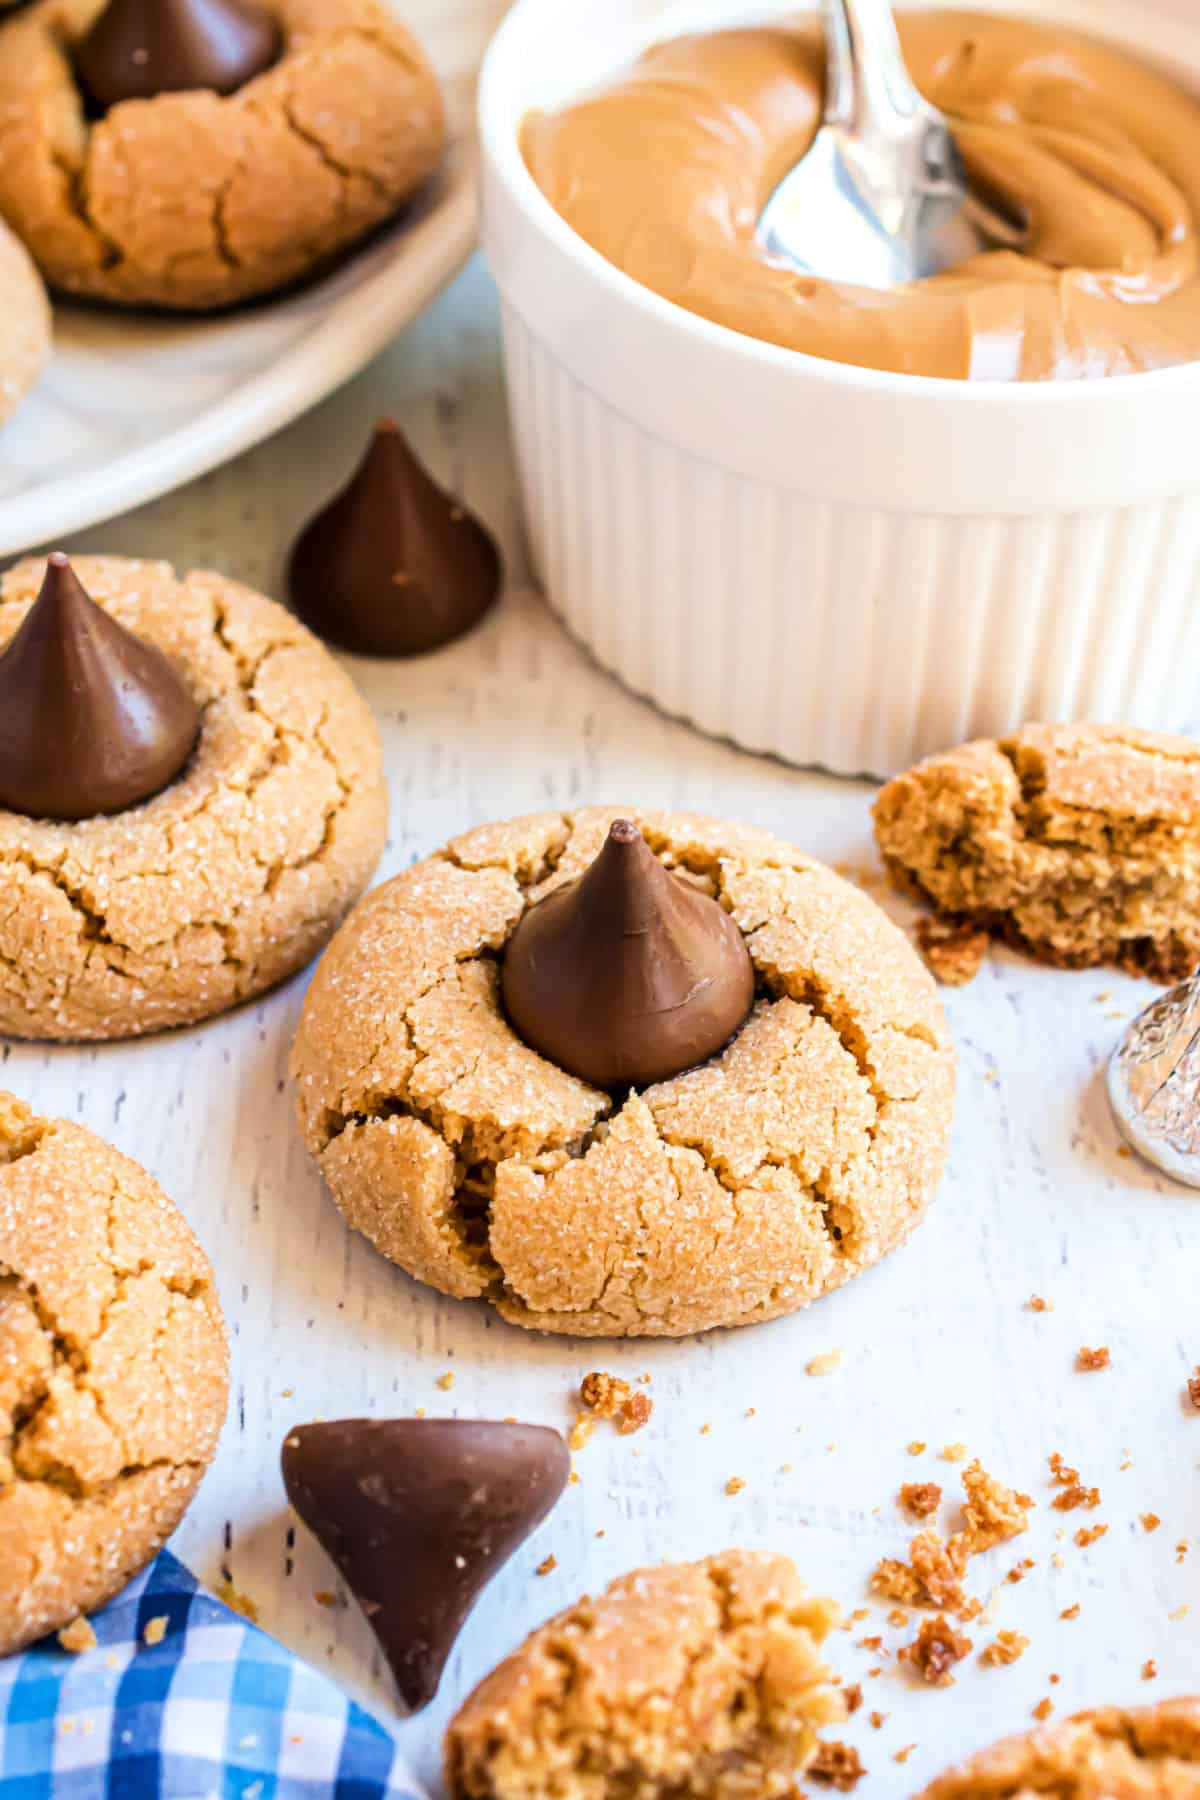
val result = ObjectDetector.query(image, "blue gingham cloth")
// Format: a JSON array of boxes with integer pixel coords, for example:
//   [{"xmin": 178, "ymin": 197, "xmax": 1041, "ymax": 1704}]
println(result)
[{"xmin": 0, "ymin": 1552, "xmax": 428, "ymax": 1799}]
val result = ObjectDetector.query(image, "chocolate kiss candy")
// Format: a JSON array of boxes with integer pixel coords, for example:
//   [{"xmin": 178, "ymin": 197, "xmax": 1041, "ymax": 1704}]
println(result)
[
  {"xmin": 502, "ymin": 818, "xmax": 755, "ymax": 1088},
  {"xmin": 0, "ymin": 554, "xmax": 200, "ymax": 822},
  {"xmin": 76, "ymin": 0, "xmax": 282, "ymax": 112},
  {"xmin": 286, "ymin": 420, "xmax": 501, "ymax": 658},
  {"xmin": 281, "ymin": 1419, "xmax": 569, "ymax": 1713}
]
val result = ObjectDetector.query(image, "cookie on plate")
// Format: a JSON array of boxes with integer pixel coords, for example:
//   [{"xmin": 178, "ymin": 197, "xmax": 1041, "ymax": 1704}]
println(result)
[
  {"xmin": 0, "ymin": 554, "xmax": 387, "ymax": 1040},
  {"xmin": 916, "ymin": 1700, "xmax": 1200, "ymax": 1799},
  {"xmin": 444, "ymin": 1551, "xmax": 843, "ymax": 1800},
  {"xmin": 0, "ymin": 215, "xmax": 50, "ymax": 426},
  {"xmin": 0, "ymin": 0, "xmax": 446, "ymax": 310},
  {"xmin": 874, "ymin": 723, "xmax": 1200, "ymax": 982},
  {"xmin": 292, "ymin": 807, "xmax": 954, "ymax": 1337},
  {"xmin": 0, "ymin": 1090, "xmax": 229, "ymax": 1655}
]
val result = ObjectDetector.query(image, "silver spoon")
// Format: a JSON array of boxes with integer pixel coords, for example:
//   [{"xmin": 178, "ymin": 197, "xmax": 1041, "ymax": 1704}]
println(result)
[
  {"xmin": 758, "ymin": 0, "xmax": 1020, "ymax": 287},
  {"xmin": 1108, "ymin": 970, "xmax": 1200, "ymax": 1187}
]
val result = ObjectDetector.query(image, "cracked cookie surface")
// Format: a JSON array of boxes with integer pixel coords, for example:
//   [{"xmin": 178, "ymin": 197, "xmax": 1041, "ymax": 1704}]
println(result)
[
  {"xmin": 0, "ymin": 554, "xmax": 387, "ymax": 1041},
  {"xmin": 874, "ymin": 724, "xmax": 1200, "ymax": 982},
  {"xmin": 444, "ymin": 1551, "xmax": 843, "ymax": 1800},
  {"xmin": 0, "ymin": 1090, "xmax": 229, "ymax": 1655},
  {"xmin": 291, "ymin": 808, "xmax": 954, "ymax": 1338},
  {"xmin": 0, "ymin": 216, "xmax": 50, "ymax": 426},
  {"xmin": 917, "ymin": 1700, "xmax": 1200, "ymax": 1799},
  {"xmin": 0, "ymin": 0, "xmax": 446, "ymax": 310}
]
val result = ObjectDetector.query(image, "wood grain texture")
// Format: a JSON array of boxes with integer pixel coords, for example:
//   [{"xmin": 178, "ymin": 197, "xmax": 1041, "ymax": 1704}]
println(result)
[{"xmin": 14, "ymin": 261, "xmax": 1200, "ymax": 1796}]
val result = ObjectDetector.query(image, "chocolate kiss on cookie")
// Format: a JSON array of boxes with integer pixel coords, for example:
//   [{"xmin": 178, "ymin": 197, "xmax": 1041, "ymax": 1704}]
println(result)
[
  {"xmin": 0, "ymin": 554, "xmax": 200, "ymax": 822},
  {"xmin": 76, "ymin": 0, "xmax": 282, "ymax": 112},
  {"xmin": 282, "ymin": 1419, "xmax": 569, "ymax": 1712},
  {"xmin": 502, "ymin": 818, "xmax": 756, "ymax": 1088},
  {"xmin": 287, "ymin": 420, "xmax": 501, "ymax": 658}
]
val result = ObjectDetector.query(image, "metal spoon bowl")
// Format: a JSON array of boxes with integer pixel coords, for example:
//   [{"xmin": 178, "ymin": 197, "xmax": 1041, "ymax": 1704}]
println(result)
[{"xmin": 758, "ymin": 0, "xmax": 1022, "ymax": 288}]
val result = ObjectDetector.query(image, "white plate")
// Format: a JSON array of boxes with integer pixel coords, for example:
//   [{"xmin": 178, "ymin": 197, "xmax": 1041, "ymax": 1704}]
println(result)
[{"xmin": 0, "ymin": 0, "xmax": 512, "ymax": 556}]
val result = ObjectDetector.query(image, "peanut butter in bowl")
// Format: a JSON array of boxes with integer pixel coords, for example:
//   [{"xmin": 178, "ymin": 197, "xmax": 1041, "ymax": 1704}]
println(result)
[{"xmin": 522, "ymin": 9, "xmax": 1200, "ymax": 380}]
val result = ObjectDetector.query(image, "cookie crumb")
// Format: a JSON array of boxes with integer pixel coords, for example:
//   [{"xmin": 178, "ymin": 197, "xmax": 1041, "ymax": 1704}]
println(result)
[
  {"xmin": 959, "ymin": 1459, "xmax": 1033, "ymax": 1552},
  {"xmin": 870, "ymin": 1712, "xmax": 887, "ymax": 1729},
  {"xmin": 1006, "ymin": 1558, "xmax": 1035, "ymax": 1584},
  {"xmin": 1187, "ymin": 1369, "xmax": 1200, "ymax": 1409},
  {"xmin": 1170, "ymin": 1604, "xmax": 1190, "ymax": 1621},
  {"xmin": 887, "ymin": 1608, "xmax": 909, "ymax": 1628},
  {"xmin": 1141, "ymin": 1513, "xmax": 1161, "ymax": 1532},
  {"xmin": 908, "ymin": 1441, "xmax": 927, "ymax": 1455},
  {"xmin": 579, "ymin": 1371, "xmax": 654, "ymax": 1436},
  {"xmin": 142, "ymin": 1617, "xmax": 168, "ymax": 1648},
  {"xmin": 899, "ymin": 1482, "xmax": 941, "ymax": 1519},
  {"xmin": 1076, "ymin": 1346, "xmax": 1111, "ymax": 1372},
  {"xmin": 215, "ymin": 1579, "xmax": 259, "ymax": 1623},
  {"xmin": 1033, "ymin": 1698, "xmax": 1054, "ymax": 1722},
  {"xmin": 809, "ymin": 1742, "xmax": 867, "ymax": 1790},
  {"xmin": 1177, "ymin": 1541, "xmax": 1189, "ymax": 1562},
  {"xmin": 807, "ymin": 1350, "xmax": 844, "ymax": 1377},
  {"xmin": 1028, "ymin": 1296, "xmax": 1054, "ymax": 1312},
  {"xmin": 915, "ymin": 917, "xmax": 989, "ymax": 986},
  {"xmin": 844, "ymin": 1683, "xmax": 863, "ymax": 1715},
  {"xmin": 437, "ymin": 1371, "xmax": 456, "ymax": 1391},
  {"xmin": 57, "ymin": 1617, "xmax": 97, "ymax": 1655},
  {"xmin": 1049, "ymin": 1453, "xmax": 1100, "ymax": 1512},
  {"xmin": 619, "ymin": 1392, "xmax": 653, "ymax": 1435},
  {"xmin": 1060, "ymin": 1603, "xmax": 1080, "ymax": 1620},
  {"xmin": 980, "ymin": 1630, "xmax": 1029, "ymax": 1666},
  {"xmin": 725, "ymin": 1476, "xmax": 746, "ymax": 1496},
  {"xmin": 535, "ymin": 1555, "xmax": 557, "ymax": 1576},
  {"xmin": 899, "ymin": 1616, "xmax": 973, "ymax": 1687},
  {"xmin": 942, "ymin": 1443, "xmax": 968, "ymax": 1463},
  {"xmin": 1075, "ymin": 1524, "xmax": 1108, "ymax": 1548},
  {"xmin": 1142, "ymin": 1659, "xmax": 1158, "ymax": 1681},
  {"xmin": 568, "ymin": 1414, "xmax": 595, "ymax": 1452},
  {"xmin": 894, "ymin": 1745, "xmax": 917, "ymax": 1765}
]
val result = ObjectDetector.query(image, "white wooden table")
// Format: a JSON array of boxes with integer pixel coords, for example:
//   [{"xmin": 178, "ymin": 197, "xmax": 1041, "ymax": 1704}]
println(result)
[{"xmin": 15, "ymin": 256, "xmax": 1200, "ymax": 1796}]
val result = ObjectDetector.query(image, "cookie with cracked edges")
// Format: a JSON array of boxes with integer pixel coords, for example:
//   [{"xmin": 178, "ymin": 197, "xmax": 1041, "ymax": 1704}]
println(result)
[
  {"xmin": 875, "ymin": 723, "xmax": 1200, "ymax": 983},
  {"xmin": 444, "ymin": 1551, "xmax": 844, "ymax": 1800},
  {"xmin": 0, "ymin": 554, "xmax": 388, "ymax": 1041},
  {"xmin": 0, "ymin": 1089, "xmax": 229, "ymax": 1656},
  {"xmin": 0, "ymin": 216, "xmax": 50, "ymax": 426},
  {"xmin": 915, "ymin": 1699, "xmax": 1200, "ymax": 1800},
  {"xmin": 291, "ymin": 807, "xmax": 955, "ymax": 1338},
  {"xmin": 0, "ymin": 0, "xmax": 446, "ymax": 311}
]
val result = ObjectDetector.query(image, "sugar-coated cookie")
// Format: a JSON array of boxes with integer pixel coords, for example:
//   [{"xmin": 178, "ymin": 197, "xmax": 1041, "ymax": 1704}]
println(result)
[
  {"xmin": 0, "ymin": 216, "xmax": 50, "ymax": 425},
  {"xmin": 0, "ymin": 0, "xmax": 446, "ymax": 310},
  {"xmin": 292, "ymin": 808, "xmax": 954, "ymax": 1337},
  {"xmin": 0, "ymin": 1091, "xmax": 228, "ymax": 1655},
  {"xmin": 916, "ymin": 1700, "xmax": 1200, "ymax": 1800},
  {"xmin": 444, "ymin": 1552, "xmax": 843, "ymax": 1800},
  {"xmin": 875, "ymin": 723, "xmax": 1200, "ymax": 982},
  {"xmin": 0, "ymin": 555, "xmax": 387, "ymax": 1040}
]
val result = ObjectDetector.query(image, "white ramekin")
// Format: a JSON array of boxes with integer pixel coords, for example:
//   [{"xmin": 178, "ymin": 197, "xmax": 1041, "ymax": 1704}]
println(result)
[{"xmin": 479, "ymin": 0, "xmax": 1200, "ymax": 777}]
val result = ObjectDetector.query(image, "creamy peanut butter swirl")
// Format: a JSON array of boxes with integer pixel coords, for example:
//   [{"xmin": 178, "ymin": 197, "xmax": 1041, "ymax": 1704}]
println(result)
[{"xmin": 522, "ymin": 10, "xmax": 1200, "ymax": 380}]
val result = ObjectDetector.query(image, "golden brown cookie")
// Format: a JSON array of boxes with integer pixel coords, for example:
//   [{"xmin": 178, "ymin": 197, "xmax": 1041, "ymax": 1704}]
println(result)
[
  {"xmin": 0, "ymin": 0, "xmax": 446, "ymax": 310},
  {"xmin": 291, "ymin": 808, "xmax": 954, "ymax": 1337},
  {"xmin": 915, "ymin": 1700, "xmax": 1200, "ymax": 1800},
  {"xmin": 0, "ymin": 215, "xmax": 50, "ymax": 425},
  {"xmin": 444, "ymin": 1551, "xmax": 843, "ymax": 1800},
  {"xmin": 0, "ymin": 554, "xmax": 387, "ymax": 1041},
  {"xmin": 874, "ymin": 723, "xmax": 1200, "ymax": 983},
  {"xmin": 0, "ymin": 1090, "xmax": 229, "ymax": 1655}
]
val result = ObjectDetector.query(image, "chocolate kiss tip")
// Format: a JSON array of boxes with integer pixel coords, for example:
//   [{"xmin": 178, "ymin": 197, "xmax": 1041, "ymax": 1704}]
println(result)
[
  {"xmin": 502, "ymin": 816, "xmax": 756, "ymax": 1090},
  {"xmin": 0, "ymin": 555, "xmax": 201, "ymax": 823},
  {"xmin": 76, "ymin": 0, "xmax": 283, "ymax": 113},
  {"xmin": 281, "ymin": 1419, "xmax": 569, "ymax": 1713},
  {"xmin": 286, "ymin": 423, "xmax": 501, "ymax": 660}
]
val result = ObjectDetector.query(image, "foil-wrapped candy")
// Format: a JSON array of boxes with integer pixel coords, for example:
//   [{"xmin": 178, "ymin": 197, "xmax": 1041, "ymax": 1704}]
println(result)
[{"xmin": 1108, "ymin": 970, "xmax": 1200, "ymax": 1186}]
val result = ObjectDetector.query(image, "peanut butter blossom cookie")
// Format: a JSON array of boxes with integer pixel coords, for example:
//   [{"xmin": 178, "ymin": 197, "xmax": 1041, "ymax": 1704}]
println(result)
[
  {"xmin": 0, "ymin": 1090, "xmax": 229, "ymax": 1656},
  {"xmin": 291, "ymin": 809, "xmax": 954, "ymax": 1337},
  {"xmin": 0, "ymin": 554, "xmax": 386, "ymax": 1040},
  {"xmin": 875, "ymin": 723, "xmax": 1200, "ymax": 981},
  {"xmin": 0, "ymin": 0, "xmax": 446, "ymax": 310},
  {"xmin": 444, "ymin": 1552, "xmax": 843, "ymax": 1800},
  {"xmin": 916, "ymin": 1700, "xmax": 1200, "ymax": 1800}
]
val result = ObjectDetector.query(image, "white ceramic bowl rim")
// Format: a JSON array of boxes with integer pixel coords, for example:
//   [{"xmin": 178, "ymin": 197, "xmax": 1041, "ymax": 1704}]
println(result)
[{"xmin": 480, "ymin": 0, "xmax": 1200, "ymax": 513}]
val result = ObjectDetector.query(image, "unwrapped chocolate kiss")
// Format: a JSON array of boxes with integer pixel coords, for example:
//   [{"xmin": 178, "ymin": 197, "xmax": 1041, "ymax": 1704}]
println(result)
[
  {"xmin": 76, "ymin": 0, "xmax": 282, "ymax": 112},
  {"xmin": 502, "ymin": 818, "xmax": 755, "ymax": 1089},
  {"xmin": 0, "ymin": 554, "xmax": 200, "ymax": 822},
  {"xmin": 282, "ymin": 1418, "xmax": 569, "ymax": 1712}
]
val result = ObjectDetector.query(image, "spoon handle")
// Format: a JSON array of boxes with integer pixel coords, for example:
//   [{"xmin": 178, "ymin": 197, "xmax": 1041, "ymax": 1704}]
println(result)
[{"xmin": 822, "ymin": 0, "xmax": 927, "ymax": 132}]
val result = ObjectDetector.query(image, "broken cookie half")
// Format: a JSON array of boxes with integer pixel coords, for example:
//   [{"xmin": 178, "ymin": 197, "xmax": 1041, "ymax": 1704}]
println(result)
[
  {"xmin": 875, "ymin": 723, "xmax": 1200, "ymax": 984},
  {"xmin": 444, "ymin": 1551, "xmax": 843, "ymax": 1800}
]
